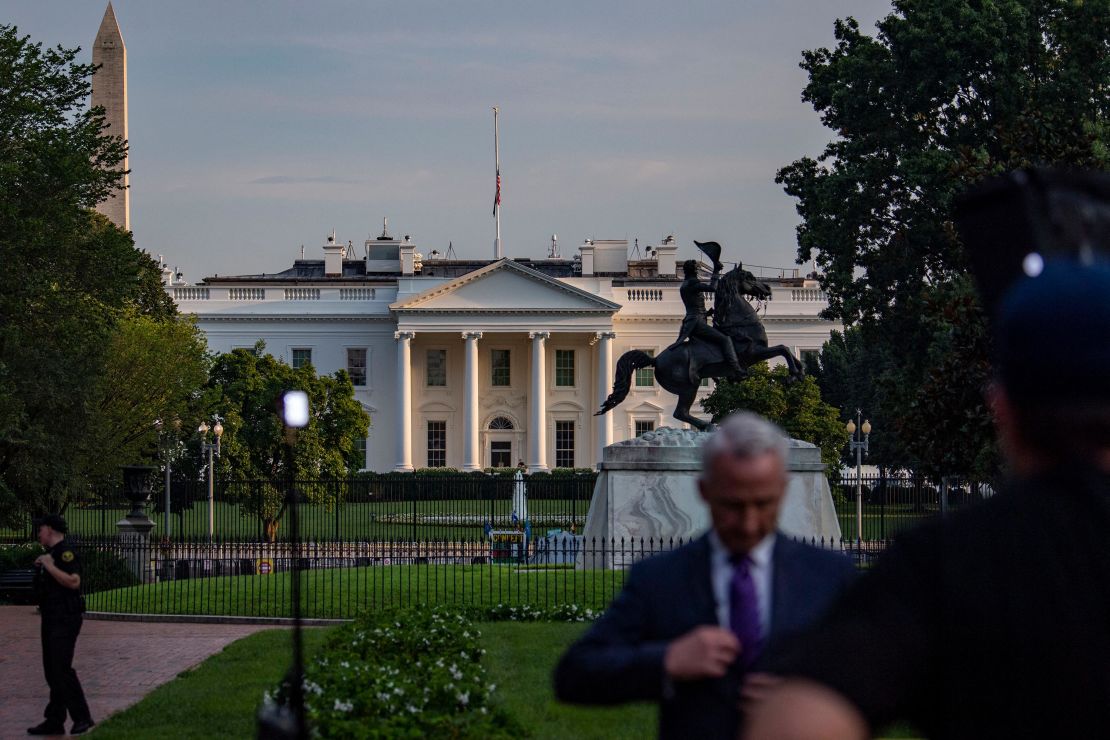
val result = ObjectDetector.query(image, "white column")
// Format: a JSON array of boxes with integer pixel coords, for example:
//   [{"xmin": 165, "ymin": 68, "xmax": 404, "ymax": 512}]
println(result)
[
  {"xmin": 595, "ymin": 331, "xmax": 616, "ymax": 466},
  {"xmin": 529, "ymin": 331, "xmax": 550, "ymax": 472},
  {"xmin": 462, "ymin": 331, "xmax": 483, "ymax": 471},
  {"xmin": 393, "ymin": 331, "xmax": 415, "ymax": 472}
]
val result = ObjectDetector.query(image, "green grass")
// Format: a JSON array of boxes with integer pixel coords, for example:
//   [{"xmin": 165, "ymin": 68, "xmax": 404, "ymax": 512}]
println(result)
[
  {"xmin": 88, "ymin": 622, "xmax": 922, "ymax": 739},
  {"xmin": 87, "ymin": 564, "xmax": 629, "ymax": 618},
  {"xmin": 89, "ymin": 628, "xmax": 330, "ymax": 739},
  {"xmin": 0, "ymin": 499, "xmax": 590, "ymax": 542},
  {"xmin": 483, "ymin": 621, "xmax": 655, "ymax": 739}
]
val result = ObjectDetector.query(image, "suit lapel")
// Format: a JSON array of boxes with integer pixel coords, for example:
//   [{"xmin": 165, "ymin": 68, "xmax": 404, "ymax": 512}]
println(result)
[
  {"xmin": 770, "ymin": 535, "xmax": 799, "ymax": 638},
  {"xmin": 686, "ymin": 534, "xmax": 717, "ymax": 626}
]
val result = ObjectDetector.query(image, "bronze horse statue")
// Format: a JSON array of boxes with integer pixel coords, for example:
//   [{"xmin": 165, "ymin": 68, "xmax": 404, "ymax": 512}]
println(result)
[{"xmin": 596, "ymin": 265, "xmax": 804, "ymax": 431}]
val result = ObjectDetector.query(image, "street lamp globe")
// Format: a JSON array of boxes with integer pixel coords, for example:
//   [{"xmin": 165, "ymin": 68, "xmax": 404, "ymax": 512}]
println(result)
[
  {"xmin": 845, "ymin": 419, "xmax": 857, "ymax": 435},
  {"xmin": 213, "ymin": 422, "xmax": 224, "ymax": 438},
  {"xmin": 862, "ymin": 420, "xmax": 872, "ymax": 435},
  {"xmin": 198, "ymin": 422, "xmax": 209, "ymax": 435}
]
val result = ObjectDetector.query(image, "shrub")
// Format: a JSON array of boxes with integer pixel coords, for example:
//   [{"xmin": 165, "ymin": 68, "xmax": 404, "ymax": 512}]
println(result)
[
  {"xmin": 270, "ymin": 607, "xmax": 523, "ymax": 739},
  {"xmin": 82, "ymin": 549, "xmax": 140, "ymax": 594},
  {"xmin": 0, "ymin": 544, "xmax": 42, "ymax": 574}
]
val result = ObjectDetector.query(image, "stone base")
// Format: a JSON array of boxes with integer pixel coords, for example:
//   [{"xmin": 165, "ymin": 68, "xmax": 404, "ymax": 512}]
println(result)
[
  {"xmin": 580, "ymin": 427, "xmax": 843, "ymax": 568},
  {"xmin": 116, "ymin": 515, "xmax": 157, "ymax": 583}
]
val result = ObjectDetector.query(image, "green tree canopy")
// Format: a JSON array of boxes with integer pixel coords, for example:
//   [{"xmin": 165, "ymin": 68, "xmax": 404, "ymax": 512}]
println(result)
[
  {"xmin": 700, "ymin": 363, "xmax": 849, "ymax": 471},
  {"xmin": 776, "ymin": 1, "xmax": 1110, "ymax": 477},
  {"xmin": 204, "ymin": 344, "xmax": 371, "ymax": 541},
  {"xmin": 0, "ymin": 26, "xmax": 184, "ymax": 522}
]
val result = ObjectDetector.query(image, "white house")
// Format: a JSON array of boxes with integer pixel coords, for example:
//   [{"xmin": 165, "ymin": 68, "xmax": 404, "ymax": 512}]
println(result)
[{"xmin": 168, "ymin": 231, "xmax": 840, "ymax": 472}]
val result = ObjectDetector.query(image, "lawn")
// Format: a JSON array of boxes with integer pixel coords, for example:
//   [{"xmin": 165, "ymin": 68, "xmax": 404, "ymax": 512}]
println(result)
[
  {"xmin": 0, "ymin": 498, "xmax": 591, "ymax": 543},
  {"xmin": 88, "ymin": 628, "xmax": 330, "ymax": 739},
  {"xmin": 87, "ymin": 564, "xmax": 630, "ymax": 618},
  {"xmin": 483, "ymin": 621, "xmax": 655, "ymax": 739},
  {"xmin": 87, "ymin": 623, "xmax": 653, "ymax": 739},
  {"xmin": 87, "ymin": 622, "xmax": 920, "ymax": 739}
]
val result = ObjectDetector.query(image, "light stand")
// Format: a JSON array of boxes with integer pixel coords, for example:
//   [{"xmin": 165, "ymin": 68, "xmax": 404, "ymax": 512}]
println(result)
[
  {"xmin": 845, "ymin": 410, "xmax": 872, "ymax": 547},
  {"xmin": 198, "ymin": 420, "xmax": 224, "ymax": 542},
  {"xmin": 257, "ymin": 390, "xmax": 310, "ymax": 740}
]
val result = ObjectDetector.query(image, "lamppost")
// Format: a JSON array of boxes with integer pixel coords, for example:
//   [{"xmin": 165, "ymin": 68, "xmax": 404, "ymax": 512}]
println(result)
[
  {"xmin": 845, "ymin": 410, "xmax": 872, "ymax": 547},
  {"xmin": 154, "ymin": 418, "xmax": 181, "ymax": 538},
  {"xmin": 198, "ymin": 420, "xmax": 224, "ymax": 542}
]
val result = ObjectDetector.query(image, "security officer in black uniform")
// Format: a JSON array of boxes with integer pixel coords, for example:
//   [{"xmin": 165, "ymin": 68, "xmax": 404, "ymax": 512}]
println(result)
[{"xmin": 28, "ymin": 514, "xmax": 94, "ymax": 736}]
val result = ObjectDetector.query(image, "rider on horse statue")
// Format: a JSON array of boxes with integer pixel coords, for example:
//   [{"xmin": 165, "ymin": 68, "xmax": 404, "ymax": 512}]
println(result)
[{"xmin": 672, "ymin": 241, "xmax": 742, "ymax": 374}]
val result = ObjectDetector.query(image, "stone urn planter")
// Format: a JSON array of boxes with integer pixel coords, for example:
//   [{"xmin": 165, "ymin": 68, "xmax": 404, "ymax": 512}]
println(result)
[{"xmin": 121, "ymin": 465, "xmax": 157, "ymax": 518}]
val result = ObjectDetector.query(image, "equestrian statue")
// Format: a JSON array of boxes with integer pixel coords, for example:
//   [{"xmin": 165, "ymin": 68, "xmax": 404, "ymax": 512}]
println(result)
[{"xmin": 596, "ymin": 240, "xmax": 804, "ymax": 432}]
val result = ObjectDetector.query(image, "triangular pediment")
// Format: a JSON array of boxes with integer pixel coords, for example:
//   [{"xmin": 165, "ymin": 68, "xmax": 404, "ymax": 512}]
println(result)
[{"xmin": 391, "ymin": 259, "xmax": 620, "ymax": 314}]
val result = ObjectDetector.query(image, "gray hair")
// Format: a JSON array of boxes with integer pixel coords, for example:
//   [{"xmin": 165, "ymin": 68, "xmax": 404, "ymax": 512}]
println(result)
[{"xmin": 700, "ymin": 411, "xmax": 789, "ymax": 472}]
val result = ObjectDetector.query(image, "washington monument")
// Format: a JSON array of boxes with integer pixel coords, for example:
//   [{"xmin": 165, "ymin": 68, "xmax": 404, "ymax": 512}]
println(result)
[{"xmin": 91, "ymin": 2, "xmax": 129, "ymax": 231}]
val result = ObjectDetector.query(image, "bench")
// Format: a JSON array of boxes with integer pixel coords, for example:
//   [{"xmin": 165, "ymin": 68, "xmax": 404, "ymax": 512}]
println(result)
[{"xmin": 0, "ymin": 567, "xmax": 37, "ymax": 604}]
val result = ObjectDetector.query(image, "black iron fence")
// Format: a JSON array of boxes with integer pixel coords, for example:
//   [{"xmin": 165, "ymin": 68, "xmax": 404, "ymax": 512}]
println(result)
[
  {"xmin": 830, "ymin": 475, "xmax": 997, "ymax": 542},
  {"xmin": 1, "ymin": 473, "xmax": 996, "ymax": 547},
  {"xmin": 69, "ymin": 534, "xmax": 852, "ymax": 619},
  {"xmin": 0, "ymin": 474, "xmax": 598, "ymax": 545}
]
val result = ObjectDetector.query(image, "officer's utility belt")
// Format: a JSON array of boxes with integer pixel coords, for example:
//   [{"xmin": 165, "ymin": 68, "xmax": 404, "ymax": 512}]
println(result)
[{"xmin": 42, "ymin": 595, "xmax": 86, "ymax": 616}]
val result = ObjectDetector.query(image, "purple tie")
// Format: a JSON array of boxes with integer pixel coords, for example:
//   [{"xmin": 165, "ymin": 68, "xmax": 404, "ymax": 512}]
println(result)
[{"xmin": 729, "ymin": 555, "xmax": 762, "ymax": 668}]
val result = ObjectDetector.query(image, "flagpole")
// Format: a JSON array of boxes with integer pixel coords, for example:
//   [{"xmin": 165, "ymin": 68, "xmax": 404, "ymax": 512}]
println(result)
[{"xmin": 493, "ymin": 106, "xmax": 502, "ymax": 260}]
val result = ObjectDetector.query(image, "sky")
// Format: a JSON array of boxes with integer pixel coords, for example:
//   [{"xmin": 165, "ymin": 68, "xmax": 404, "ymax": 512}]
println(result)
[{"xmin": 9, "ymin": 0, "xmax": 893, "ymax": 281}]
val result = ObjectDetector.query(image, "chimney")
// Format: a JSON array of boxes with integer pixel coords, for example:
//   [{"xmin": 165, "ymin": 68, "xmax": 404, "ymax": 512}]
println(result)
[
  {"xmin": 654, "ymin": 241, "xmax": 678, "ymax": 278},
  {"xmin": 399, "ymin": 235, "xmax": 416, "ymax": 276},
  {"xmin": 579, "ymin": 239, "xmax": 595, "ymax": 276},
  {"xmin": 323, "ymin": 230, "xmax": 344, "ymax": 277}
]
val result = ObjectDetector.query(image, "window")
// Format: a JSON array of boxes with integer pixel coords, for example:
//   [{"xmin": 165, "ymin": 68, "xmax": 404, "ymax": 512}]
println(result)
[
  {"xmin": 490, "ymin": 441, "xmax": 512, "ymax": 468},
  {"xmin": 555, "ymin": 349, "xmax": 575, "ymax": 387},
  {"xmin": 427, "ymin": 421, "xmax": 446, "ymax": 467},
  {"xmin": 426, "ymin": 349, "xmax": 447, "ymax": 387},
  {"xmin": 700, "ymin": 377, "xmax": 710, "ymax": 388},
  {"xmin": 555, "ymin": 421, "xmax": 575, "ymax": 468},
  {"xmin": 352, "ymin": 437, "xmax": 366, "ymax": 468},
  {"xmin": 491, "ymin": 349, "xmax": 511, "ymax": 386},
  {"xmin": 489, "ymin": 416, "xmax": 514, "ymax": 430},
  {"xmin": 634, "ymin": 420, "xmax": 655, "ymax": 437},
  {"xmin": 634, "ymin": 349, "xmax": 655, "ymax": 387},
  {"xmin": 291, "ymin": 348, "xmax": 312, "ymax": 370},
  {"xmin": 347, "ymin": 348, "xmax": 367, "ymax": 386}
]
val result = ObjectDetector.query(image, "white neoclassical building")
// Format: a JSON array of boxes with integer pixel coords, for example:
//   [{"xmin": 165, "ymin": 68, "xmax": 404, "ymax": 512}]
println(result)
[{"xmin": 167, "ymin": 232, "xmax": 840, "ymax": 472}]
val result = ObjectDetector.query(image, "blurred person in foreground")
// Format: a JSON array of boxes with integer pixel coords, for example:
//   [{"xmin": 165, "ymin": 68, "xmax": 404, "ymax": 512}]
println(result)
[
  {"xmin": 554, "ymin": 412, "xmax": 856, "ymax": 739},
  {"xmin": 28, "ymin": 514, "xmax": 94, "ymax": 736},
  {"xmin": 746, "ymin": 260, "xmax": 1110, "ymax": 739}
]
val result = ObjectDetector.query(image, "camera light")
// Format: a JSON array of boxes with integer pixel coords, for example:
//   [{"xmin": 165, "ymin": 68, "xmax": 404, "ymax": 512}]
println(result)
[{"xmin": 282, "ymin": 390, "xmax": 310, "ymax": 428}]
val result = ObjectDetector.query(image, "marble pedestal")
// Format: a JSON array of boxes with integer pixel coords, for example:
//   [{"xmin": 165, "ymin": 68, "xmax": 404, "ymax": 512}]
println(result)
[
  {"xmin": 116, "ymin": 515, "xmax": 156, "ymax": 583},
  {"xmin": 580, "ymin": 427, "xmax": 843, "ymax": 568}
]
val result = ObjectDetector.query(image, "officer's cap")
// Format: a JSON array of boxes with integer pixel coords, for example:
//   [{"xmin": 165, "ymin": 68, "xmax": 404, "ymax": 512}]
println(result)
[
  {"xmin": 33, "ymin": 514, "xmax": 68, "ymax": 534},
  {"xmin": 995, "ymin": 260, "xmax": 1110, "ymax": 406}
]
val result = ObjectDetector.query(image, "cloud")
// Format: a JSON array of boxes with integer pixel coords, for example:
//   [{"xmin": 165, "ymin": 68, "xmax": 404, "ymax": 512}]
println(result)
[{"xmin": 250, "ymin": 174, "xmax": 361, "ymax": 185}]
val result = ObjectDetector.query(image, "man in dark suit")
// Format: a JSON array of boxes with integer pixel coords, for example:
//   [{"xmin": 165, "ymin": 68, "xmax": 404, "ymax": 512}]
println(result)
[
  {"xmin": 746, "ymin": 261, "xmax": 1110, "ymax": 739},
  {"xmin": 554, "ymin": 412, "xmax": 856, "ymax": 739}
]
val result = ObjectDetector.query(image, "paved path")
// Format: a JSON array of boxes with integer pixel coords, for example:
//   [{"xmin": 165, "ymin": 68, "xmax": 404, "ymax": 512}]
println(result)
[{"xmin": 0, "ymin": 607, "xmax": 273, "ymax": 739}]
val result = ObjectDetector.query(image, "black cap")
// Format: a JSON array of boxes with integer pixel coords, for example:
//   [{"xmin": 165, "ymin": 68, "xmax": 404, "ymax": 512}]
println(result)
[
  {"xmin": 33, "ymin": 514, "xmax": 68, "ymax": 534},
  {"xmin": 995, "ymin": 260, "xmax": 1110, "ymax": 406}
]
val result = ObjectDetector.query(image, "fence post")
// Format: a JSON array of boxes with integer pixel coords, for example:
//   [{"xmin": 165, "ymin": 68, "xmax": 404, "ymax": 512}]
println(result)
[{"xmin": 940, "ymin": 477, "xmax": 949, "ymax": 517}]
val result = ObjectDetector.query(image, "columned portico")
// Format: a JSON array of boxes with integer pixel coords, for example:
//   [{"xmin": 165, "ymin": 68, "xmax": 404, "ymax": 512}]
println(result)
[
  {"xmin": 595, "ymin": 330, "xmax": 616, "ymax": 465},
  {"xmin": 461, "ymin": 331, "xmax": 483, "ymax": 471},
  {"xmin": 393, "ymin": 330, "xmax": 415, "ymax": 472},
  {"xmin": 529, "ymin": 331, "xmax": 550, "ymax": 472}
]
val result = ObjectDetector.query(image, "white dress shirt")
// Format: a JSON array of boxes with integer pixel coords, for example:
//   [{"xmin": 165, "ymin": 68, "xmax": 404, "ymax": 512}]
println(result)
[{"xmin": 708, "ymin": 530, "xmax": 775, "ymax": 636}]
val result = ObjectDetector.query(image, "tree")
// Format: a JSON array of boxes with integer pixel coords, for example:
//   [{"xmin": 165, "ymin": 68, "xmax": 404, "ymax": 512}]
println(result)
[
  {"xmin": 205, "ymin": 344, "xmax": 371, "ymax": 541},
  {"xmin": 700, "ymin": 363, "xmax": 849, "ymax": 471},
  {"xmin": 78, "ymin": 314, "xmax": 210, "ymax": 485},
  {"xmin": 776, "ymin": 1, "xmax": 1110, "ymax": 476},
  {"xmin": 0, "ymin": 27, "xmax": 182, "ymax": 523}
]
